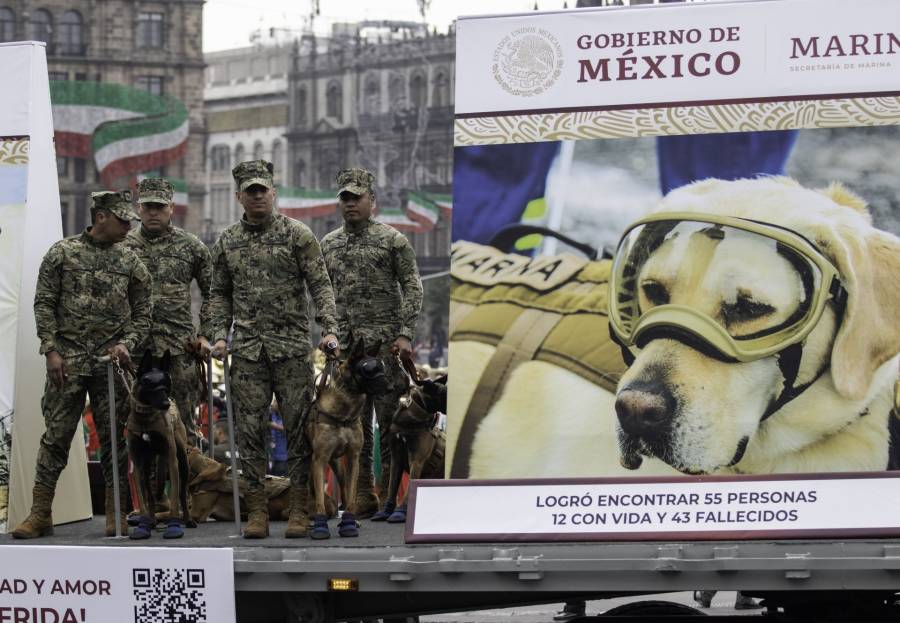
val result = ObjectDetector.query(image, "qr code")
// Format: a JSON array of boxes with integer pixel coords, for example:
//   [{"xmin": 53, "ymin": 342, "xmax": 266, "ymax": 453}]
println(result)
[{"xmin": 133, "ymin": 568, "xmax": 208, "ymax": 623}]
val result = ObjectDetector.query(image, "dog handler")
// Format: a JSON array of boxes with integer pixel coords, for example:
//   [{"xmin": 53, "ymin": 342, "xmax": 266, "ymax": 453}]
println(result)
[
  {"xmin": 125, "ymin": 178, "xmax": 213, "ymax": 447},
  {"xmin": 204, "ymin": 160, "xmax": 339, "ymax": 539},
  {"xmin": 321, "ymin": 168, "xmax": 423, "ymax": 519},
  {"xmin": 12, "ymin": 191, "xmax": 152, "ymax": 539}
]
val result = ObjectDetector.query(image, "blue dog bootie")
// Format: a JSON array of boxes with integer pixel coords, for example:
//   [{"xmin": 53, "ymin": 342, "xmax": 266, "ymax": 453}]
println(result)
[
  {"xmin": 338, "ymin": 512, "xmax": 359, "ymax": 537},
  {"xmin": 386, "ymin": 504, "xmax": 407, "ymax": 524},
  {"xmin": 310, "ymin": 514, "xmax": 331, "ymax": 540},
  {"xmin": 163, "ymin": 518, "xmax": 184, "ymax": 539},
  {"xmin": 371, "ymin": 502, "xmax": 395, "ymax": 522},
  {"xmin": 129, "ymin": 516, "xmax": 154, "ymax": 540}
]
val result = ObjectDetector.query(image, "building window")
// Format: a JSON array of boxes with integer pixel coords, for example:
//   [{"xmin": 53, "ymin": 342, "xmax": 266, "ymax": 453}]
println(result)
[
  {"xmin": 409, "ymin": 72, "xmax": 426, "ymax": 109},
  {"xmin": 73, "ymin": 158, "xmax": 86, "ymax": 183},
  {"xmin": 0, "ymin": 7, "xmax": 14, "ymax": 43},
  {"xmin": 271, "ymin": 140, "xmax": 283, "ymax": 182},
  {"xmin": 29, "ymin": 9, "xmax": 52, "ymax": 47},
  {"xmin": 58, "ymin": 11, "xmax": 84, "ymax": 56},
  {"xmin": 432, "ymin": 69, "xmax": 449, "ymax": 108},
  {"xmin": 210, "ymin": 145, "xmax": 230, "ymax": 172},
  {"xmin": 252, "ymin": 141, "xmax": 264, "ymax": 161},
  {"xmin": 137, "ymin": 12, "xmax": 164, "ymax": 49},
  {"xmin": 326, "ymin": 81, "xmax": 342, "ymax": 121},
  {"xmin": 389, "ymin": 74, "xmax": 405, "ymax": 107},
  {"xmin": 294, "ymin": 87, "xmax": 307, "ymax": 127},
  {"xmin": 56, "ymin": 156, "xmax": 68, "ymax": 178},
  {"xmin": 74, "ymin": 194, "xmax": 87, "ymax": 232},
  {"xmin": 233, "ymin": 143, "xmax": 245, "ymax": 166},
  {"xmin": 48, "ymin": 71, "xmax": 67, "ymax": 81},
  {"xmin": 363, "ymin": 75, "xmax": 380, "ymax": 114},
  {"xmin": 293, "ymin": 159, "xmax": 305, "ymax": 188},
  {"xmin": 135, "ymin": 75, "xmax": 164, "ymax": 95}
]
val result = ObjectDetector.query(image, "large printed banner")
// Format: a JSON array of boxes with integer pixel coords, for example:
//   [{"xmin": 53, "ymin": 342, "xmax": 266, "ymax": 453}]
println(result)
[
  {"xmin": 0, "ymin": 546, "xmax": 235, "ymax": 622},
  {"xmin": 408, "ymin": 474, "xmax": 900, "ymax": 542},
  {"xmin": 455, "ymin": 0, "xmax": 900, "ymax": 144},
  {"xmin": 438, "ymin": 0, "xmax": 900, "ymax": 542}
]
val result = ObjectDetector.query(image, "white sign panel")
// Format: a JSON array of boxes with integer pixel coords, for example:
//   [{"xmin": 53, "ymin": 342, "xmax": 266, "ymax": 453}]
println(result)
[
  {"xmin": 407, "ymin": 475, "xmax": 900, "ymax": 542},
  {"xmin": 0, "ymin": 546, "xmax": 235, "ymax": 623},
  {"xmin": 455, "ymin": 0, "xmax": 900, "ymax": 116}
]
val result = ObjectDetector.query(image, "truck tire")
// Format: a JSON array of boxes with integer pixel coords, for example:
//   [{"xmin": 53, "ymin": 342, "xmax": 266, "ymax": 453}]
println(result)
[{"xmin": 600, "ymin": 601, "xmax": 706, "ymax": 617}]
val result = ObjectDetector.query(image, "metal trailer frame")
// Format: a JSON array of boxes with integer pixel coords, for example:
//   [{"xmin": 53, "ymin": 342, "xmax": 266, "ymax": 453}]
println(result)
[{"xmin": 229, "ymin": 539, "xmax": 900, "ymax": 621}]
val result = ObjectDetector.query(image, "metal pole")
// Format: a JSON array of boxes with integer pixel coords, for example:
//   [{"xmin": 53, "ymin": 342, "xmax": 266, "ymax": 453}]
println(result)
[
  {"xmin": 221, "ymin": 354, "xmax": 242, "ymax": 536},
  {"xmin": 106, "ymin": 360, "xmax": 123, "ymax": 538},
  {"xmin": 207, "ymin": 355, "xmax": 215, "ymax": 460}
]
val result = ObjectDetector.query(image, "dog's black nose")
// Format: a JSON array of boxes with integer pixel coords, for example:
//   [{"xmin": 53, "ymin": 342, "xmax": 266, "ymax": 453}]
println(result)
[{"xmin": 615, "ymin": 388, "xmax": 671, "ymax": 436}]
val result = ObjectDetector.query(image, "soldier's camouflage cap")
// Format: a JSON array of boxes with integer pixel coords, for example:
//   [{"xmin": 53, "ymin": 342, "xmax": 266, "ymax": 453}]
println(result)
[
  {"xmin": 137, "ymin": 178, "xmax": 174, "ymax": 204},
  {"xmin": 336, "ymin": 168, "xmax": 375, "ymax": 197},
  {"xmin": 233, "ymin": 159, "xmax": 274, "ymax": 192},
  {"xmin": 91, "ymin": 190, "xmax": 139, "ymax": 221}
]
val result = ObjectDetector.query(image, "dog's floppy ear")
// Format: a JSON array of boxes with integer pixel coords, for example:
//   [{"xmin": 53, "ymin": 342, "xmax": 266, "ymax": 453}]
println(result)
[
  {"xmin": 817, "ymin": 186, "xmax": 900, "ymax": 399},
  {"xmin": 160, "ymin": 349, "xmax": 172, "ymax": 372},
  {"xmin": 138, "ymin": 350, "xmax": 153, "ymax": 376},
  {"xmin": 367, "ymin": 340, "xmax": 382, "ymax": 358}
]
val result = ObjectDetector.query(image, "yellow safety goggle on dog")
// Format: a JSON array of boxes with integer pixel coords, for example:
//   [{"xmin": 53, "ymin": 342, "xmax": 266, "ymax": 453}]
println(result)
[{"xmin": 608, "ymin": 212, "xmax": 845, "ymax": 363}]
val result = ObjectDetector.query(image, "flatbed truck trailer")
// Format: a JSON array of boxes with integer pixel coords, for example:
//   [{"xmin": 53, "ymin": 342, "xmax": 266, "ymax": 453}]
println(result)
[{"xmin": 4, "ymin": 518, "xmax": 900, "ymax": 622}]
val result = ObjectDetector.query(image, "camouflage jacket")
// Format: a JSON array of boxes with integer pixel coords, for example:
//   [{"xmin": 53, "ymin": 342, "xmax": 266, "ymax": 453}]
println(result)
[
  {"xmin": 321, "ymin": 217, "xmax": 423, "ymax": 349},
  {"xmin": 34, "ymin": 230, "xmax": 152, "ymax": 375},
  {"xmin": 209, "ymin": 213, "xmax": 338, "ymax": 361},
  {"xmin": 125, "ymin": 224, "xmax": 212, "ymax": 356}
]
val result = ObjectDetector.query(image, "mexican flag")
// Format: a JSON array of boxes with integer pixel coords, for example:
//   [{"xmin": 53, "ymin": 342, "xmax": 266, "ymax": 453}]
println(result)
[
  {"xmin": 378, "ymin": 207, "xmax": 427, "ymax": 233},
  {"xmin": 429, "ymin": 192, "xmax": 453, "ymax": 217},
  {"xmin": 405, "ymin": 190, "xmax": 441, "ymax": 229},
  {"xmin": 277, "ymin": 187, "xmax": 338, "ymax": 219},
  {"xmin": 50, "ymin": 81, "xmax": 189, "ymax": 185}
]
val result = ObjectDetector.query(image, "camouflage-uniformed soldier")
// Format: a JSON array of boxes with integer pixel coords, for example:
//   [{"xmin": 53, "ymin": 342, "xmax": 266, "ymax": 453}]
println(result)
[
  {"xmin": 205, "ymin": 160, "xmax": 339, "ymax": 539},
  {"xmin": 12, "ymin": 190, "xmax": 151, "ymax": 539},
  {"xmin": 125, "ymin": 178, "xmax": 212, "ymax": 446},
  {"xmin": 321, "ymin": 168, "xmax": 423, "ymax": 518}
]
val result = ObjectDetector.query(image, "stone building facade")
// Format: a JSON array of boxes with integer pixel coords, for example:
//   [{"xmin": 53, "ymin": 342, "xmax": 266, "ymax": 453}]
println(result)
[
  {"xmin": 286, "ymin": 25, "xmax": 454, "ymax": 274},
  {"xmin": 0, "ymin": 0, "xmax": 205, "ymax": 235}
]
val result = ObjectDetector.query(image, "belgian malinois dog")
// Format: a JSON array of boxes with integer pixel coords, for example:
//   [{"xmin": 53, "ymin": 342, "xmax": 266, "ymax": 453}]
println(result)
[
  {"xmin": 306, "ymin": 340, "xmax": 388, "ymax": 538},
  {"xmin": 374, "ymin": 369, "xmax": 447, "ymax": 523},
  {"xmin": 127, "ymin": 350, "xmax": 195, "ymax": 538}
]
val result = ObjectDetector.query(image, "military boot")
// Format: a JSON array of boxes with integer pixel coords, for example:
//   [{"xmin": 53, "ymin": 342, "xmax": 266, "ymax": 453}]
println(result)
[
  {"xmin": 242, "ymin": 487, "xmax": 269, "ymax": 539},
  {"xmin": 104, "ymin": 486, "xmax": 129, "ymax": 537},
  {"xmin": 284, "ymin": 485, "xmax": 310, "ymax": 538},
  {"xmin": 353, "ymin": 469, "xmax": 380, "ymax": 520},
  {"xmin": 11, "ymin": 483, "xmax": 56, "ymax": 539}
]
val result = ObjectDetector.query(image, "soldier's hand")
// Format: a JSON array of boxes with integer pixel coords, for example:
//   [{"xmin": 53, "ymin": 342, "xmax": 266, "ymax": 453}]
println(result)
[
  {"xmin": 195, "ymin": 336, "xmax": 212, "ymax": 359},
  {"xmin": 211, "ymin": 339, "xmax": 228, "ymax": 360},
  {"xmin": 391, "ymin": 336, "xmax": 413, "ymax": 362},
  {"xmin": 46, "ymin": 351, "xmax": 67, "ymax": 388},
  {"xmin": 318, "ymin": 334, "xmax": 340, "ymax": 358},
  {"xmin": 108, "ymin": 343, "xmax": 131, "ymax": 367}
]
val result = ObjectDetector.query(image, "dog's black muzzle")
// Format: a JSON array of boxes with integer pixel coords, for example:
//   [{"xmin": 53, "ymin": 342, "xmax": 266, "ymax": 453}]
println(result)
[
  {"xmin": 354, "ymin": 357, "xmax": 388, "ymax": 396},
  {"xmin": 137, "ymin": 370, "xmax": 172, "ymax": 411}
]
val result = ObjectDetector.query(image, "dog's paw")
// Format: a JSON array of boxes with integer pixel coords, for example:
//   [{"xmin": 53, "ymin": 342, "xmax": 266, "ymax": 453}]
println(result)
[
  {"xmin": 386, "ymin": 505, "xmax": 407, "ymax": 524},
  {"xmin": 185, "ymin": 518, "xmax": 198, "ymax": 529},
  {"xmin": 163, "ymin": 519, "xmax": 185, "ymax": 539},
  {"xmin": 371, "ymin": 504, "xmax": 395, "ymax": 522}
]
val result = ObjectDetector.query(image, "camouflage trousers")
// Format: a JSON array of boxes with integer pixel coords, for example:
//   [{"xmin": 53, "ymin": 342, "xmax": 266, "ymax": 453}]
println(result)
[
  {"xmin": 35, "ymin": 367, "xmax": 129, "ymax": 491},
  {"xmin": 136, "ymin": 351, "xmax": 200, "ymax": 447},
  {"xmin": 229, "ymin": 351, "xmax": 314, "ymax": 491},
  {"xmin": 361, "ymin": 348, "xmax": 408, "ymax": 492}
]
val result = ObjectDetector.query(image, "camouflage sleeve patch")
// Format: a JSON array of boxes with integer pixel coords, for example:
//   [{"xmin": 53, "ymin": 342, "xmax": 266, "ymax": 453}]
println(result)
[
  {"xmin": 194, "ymin": 237, "xmax": 214, "ymax": 341},
  {"xmin": 392, "ymin": 233, "xmax": 424, "ymax": 340},
  {"xmin": 123, "ymin": 255, "xmax": 153, "ymax": 353},
  {"xmin": 34, "ymin": 242, "xmax": 64, "ymax": 355},
  {"xmin": 208, "ymin": 236, "xmax": 233, "ymax": 343},
  {"xmin": 294, "ymin": 225, "xmax": 338, "ymax": 336}
]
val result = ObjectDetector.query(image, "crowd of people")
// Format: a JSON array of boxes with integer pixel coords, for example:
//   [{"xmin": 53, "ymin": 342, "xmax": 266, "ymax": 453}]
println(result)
[{"xmin": 12, "ymin": 159, "xmax": 423, "ymax": 540}]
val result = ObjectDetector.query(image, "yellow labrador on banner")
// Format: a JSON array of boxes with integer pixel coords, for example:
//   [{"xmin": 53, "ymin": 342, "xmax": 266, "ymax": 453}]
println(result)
[{"xmin": 450, "ymin": 178, "xmax": 900, "ymax": 478}]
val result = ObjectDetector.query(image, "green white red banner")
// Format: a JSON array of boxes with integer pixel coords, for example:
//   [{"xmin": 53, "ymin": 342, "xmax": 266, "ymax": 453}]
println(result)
[{"xmin": 50, "ymin": 81, "xmax": 188, "ymax": 185}]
